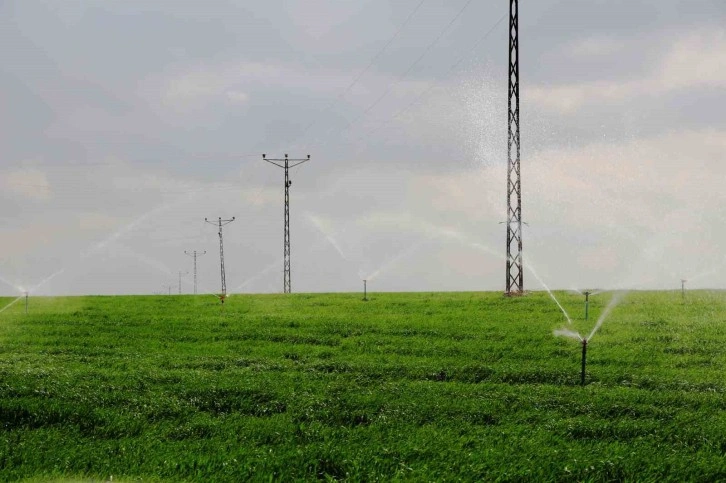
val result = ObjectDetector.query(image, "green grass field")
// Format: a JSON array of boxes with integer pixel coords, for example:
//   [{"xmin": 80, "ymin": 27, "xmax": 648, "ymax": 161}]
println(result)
[{"xmin": 1, "ymin": 290, "xmax": 725, "ymax": 481}]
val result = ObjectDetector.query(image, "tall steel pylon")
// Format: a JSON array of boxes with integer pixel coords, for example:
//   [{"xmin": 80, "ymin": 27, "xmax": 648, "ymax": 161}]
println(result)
[
  {"xmin": 505, "ymin": 0, "xmax": 523, "ymax": 295},
  {"xmin": 263, "ymin": 153, "xmax": 310, "ymax": 293},
  {"xmin": 205, "ymin": 217, "xmax": 235, "ymax": 297},
  {"xmin": 178, "ymin": 271, "xmax": 188, "ymax": 295},
  {"xmin": 184, "ymin": 250, "xmax": 206, "ymax": 294}
]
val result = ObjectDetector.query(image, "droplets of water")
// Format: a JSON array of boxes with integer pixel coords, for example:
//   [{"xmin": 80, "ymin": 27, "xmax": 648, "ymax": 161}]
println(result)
[
  {"xmin": 553, "ymin": 328, "xmax": 583, "ymax": 342},
  {"xmin": 0, "ymin": 296, "xmax": 23, "ymax": 314},
  {"xmin": 526, "ymin": 262, "xmax": 572, "ymax": 323},
  {"xmin": 587, "ymin": 290, "xmax": 626, "ymax": 341}
]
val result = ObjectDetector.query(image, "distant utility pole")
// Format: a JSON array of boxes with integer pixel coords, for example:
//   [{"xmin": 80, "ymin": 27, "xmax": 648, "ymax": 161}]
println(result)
[
  {"xmin": 681, "ymin": 279, "xmax": 687, "ymax": 301},
  {"xmin": 205, "ymin": 217, "xmax": 235, "ymax": 297},
  {"xmin": 162, "ymin": 284, "xmax": 173, "ymax": 296},
  {"xmin": 505, "ymin": 0, "xmax": 524, "ymax": 296},
  {"xmin": 184, "ymin": 250, "xmax": 206, "ymax": 294},
  {"xmin": 263, "ymin": 153, "xmax": 310, "ymax": 294},
  {"xmin": 178, "ymin": 271, "xmax": 188, "ymax": 295}
]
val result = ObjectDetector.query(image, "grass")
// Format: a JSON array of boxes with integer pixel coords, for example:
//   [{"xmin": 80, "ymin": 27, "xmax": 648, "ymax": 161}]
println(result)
[{"xmin": 0, "ymin": 290, "xmax": 725, "ymax": 481}]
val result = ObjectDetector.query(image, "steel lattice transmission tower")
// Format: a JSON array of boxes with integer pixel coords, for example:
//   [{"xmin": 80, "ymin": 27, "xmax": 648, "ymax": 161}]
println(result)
[
  {"xmin": 263, "ymin": 153, "xmax": 310, "ymax": 294},
  {"xmin": 505, "ymin": 0, "xmax": 524, "ymax": 296},
  {"xmin": 205, "ymin": 217, "xmax": 235, "ymax": 298},
  {"xmin": 184, "ymin": 250, "xmax": 206, "ymax": 294}
]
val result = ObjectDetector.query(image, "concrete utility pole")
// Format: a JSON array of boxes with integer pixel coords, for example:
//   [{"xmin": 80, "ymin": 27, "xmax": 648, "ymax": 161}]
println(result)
[
  {"xmin": 505, "ymin": 0, "xmax": 523, "ymax": 296},
  {"xmin": 205, "ymin": 217, "xmax": 235, "ymax": 299},
  {"xmin": 184, "ymin": 250, "xmax": 206, "ymax": 295},
  {"xmin": 263, "ymin": 153, "xmax": 310, "ymax": 293}
]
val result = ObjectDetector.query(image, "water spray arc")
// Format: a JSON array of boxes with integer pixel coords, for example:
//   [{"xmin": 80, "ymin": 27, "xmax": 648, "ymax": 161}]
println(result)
[
  {"xmin": 205, "ymin": 217, "xmax": 236, "ymax": 302},
  {"xmin": 263, "ymin": 154, "xmax": 310, "ymax": 294},
  {"xmin": 184, "ymin": 250, "xmax": 206, "ymax": 295},
  {"xmin": 505, "ymin": 0, "xmax": 523, "ymax": 296}
]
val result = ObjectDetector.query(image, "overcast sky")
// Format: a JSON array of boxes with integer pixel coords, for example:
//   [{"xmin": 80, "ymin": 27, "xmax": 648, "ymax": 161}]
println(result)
[{"xmin": 1, "ymin": 0, "xmax": 725, "ymax": 296}]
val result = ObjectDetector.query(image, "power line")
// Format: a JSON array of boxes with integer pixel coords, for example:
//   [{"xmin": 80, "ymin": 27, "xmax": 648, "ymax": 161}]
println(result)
[
  {"xmin": 288, "ymin": 0, "xmax": 427, "ymax": 149},
  {"xmin": 302, "ymin": 0, "xmax": 478, "ymax": 153},
  {"xmin": 349, "ymin": 11, "xmax": 507, "ymax": 146}
]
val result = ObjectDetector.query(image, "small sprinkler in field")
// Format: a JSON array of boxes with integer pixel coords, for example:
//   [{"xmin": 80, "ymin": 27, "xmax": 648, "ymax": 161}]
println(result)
[
  {"xmin": 681, "ymin": 279, "xmax": 686, "ymax": 301},
  {"xmin": 218, "ymin": 293, "xmax": 227, "ymax": 305},
  {"xmin": 580, "ymin": 338, "xmax": 588, "ymax": 386},
  {"xmin": 583, "ymin": 291, "xmax": 592, "ymax": 320},
  {"xmin": 24, "ymin": 291, "xmax": 28, "ymax": 315},
  {"xmin": 362, "ymin": 279, "xmax": 367, "ymax": 301}
]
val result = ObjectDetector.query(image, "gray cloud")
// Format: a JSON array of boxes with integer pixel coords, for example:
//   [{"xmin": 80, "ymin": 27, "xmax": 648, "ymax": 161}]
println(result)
[{"xmin": 1, "ymin": 1, "xmax": 725, "ymax": 295}]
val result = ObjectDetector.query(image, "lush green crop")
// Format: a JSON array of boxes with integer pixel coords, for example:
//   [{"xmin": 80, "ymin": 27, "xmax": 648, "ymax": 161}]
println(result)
[{"xmin": 1, "ymin": 290, "xmax": 725, "ymax": 481}]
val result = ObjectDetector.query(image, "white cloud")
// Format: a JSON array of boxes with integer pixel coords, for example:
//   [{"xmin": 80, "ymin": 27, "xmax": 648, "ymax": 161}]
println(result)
[
  {"xmin": 225, "ymin": 90, "xmax": 249, "ymax": 103},
  {"xmin": 527, "ymin": 27, "xmax": 726, "ymax": 113},
  {"xmin": 2, "ymin": 168, "xmax": 52, "ymax": 201}
]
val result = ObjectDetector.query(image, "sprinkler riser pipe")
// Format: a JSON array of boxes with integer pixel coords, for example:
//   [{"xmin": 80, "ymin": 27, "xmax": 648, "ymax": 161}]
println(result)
[
  {"xmin": 363, "ymin": 280, "xmax": 367, "ymax": 301},
  {"xmin": 581, "ymin": 339, "xmax": 587, "ymax": 386},
  {"xmin": 584, "ymin": 292, "xmax": 590, "ymax": 321}
]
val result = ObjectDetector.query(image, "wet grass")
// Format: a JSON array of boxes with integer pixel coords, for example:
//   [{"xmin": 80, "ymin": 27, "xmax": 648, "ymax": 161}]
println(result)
[{"xmin": 0, "ymin": 290, "xmax": 725, "ymax": 481}]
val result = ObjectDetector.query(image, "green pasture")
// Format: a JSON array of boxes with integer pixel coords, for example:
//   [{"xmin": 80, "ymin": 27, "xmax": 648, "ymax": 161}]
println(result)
[{"xmin": 0, "ymin": 290, "xmax": 725, "ymax": 481}]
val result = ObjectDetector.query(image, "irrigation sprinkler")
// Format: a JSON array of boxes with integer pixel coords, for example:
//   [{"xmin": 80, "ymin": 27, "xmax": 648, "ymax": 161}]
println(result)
[
  {"xmin": 580, "ymin": 338, "xmax": 588, "ymax": 386},
  {"xmin": 362, "ymin": 279, "xmax": 367, "ymax": 301},
  {"xmin": 681, "ymin": 279, "xmax": 686, "ymax": 301},
  {"xmin": 24, "ymin": 291, "xmax": 28, "ymax": 314}
]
